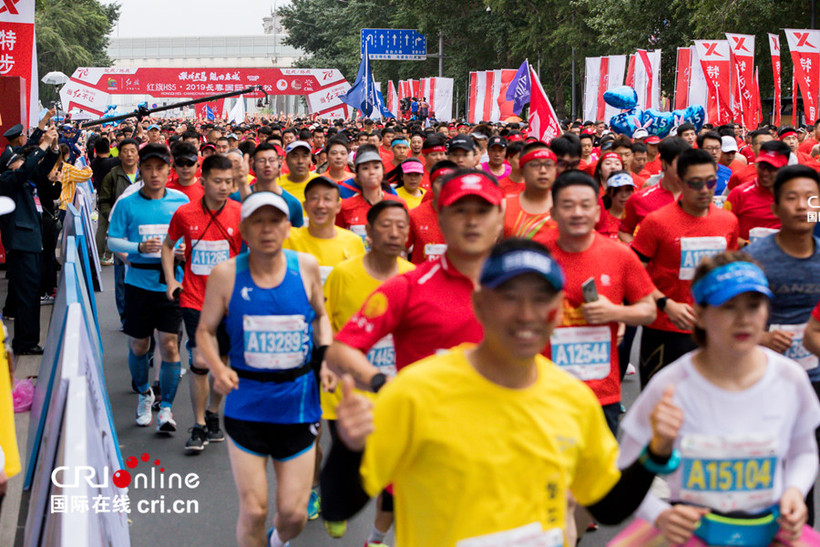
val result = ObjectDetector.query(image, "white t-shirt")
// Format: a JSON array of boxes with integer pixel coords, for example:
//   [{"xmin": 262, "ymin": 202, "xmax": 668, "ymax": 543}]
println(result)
[{"xmin": 619, "ymin": 348, "xmax": 820, "ymax": 524}]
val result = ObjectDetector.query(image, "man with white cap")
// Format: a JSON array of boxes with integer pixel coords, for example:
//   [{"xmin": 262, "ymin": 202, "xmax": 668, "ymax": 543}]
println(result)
[
  {"xmin": 277, "ymin": 140, "xmax": 319, "ymax": 206},
  {"xmin": 719, "ymin": 135, "xmax": 740, "ymax": 173},
  {"xmin": 197, "ymin": 190, "xmax": 335, "ymax": 547}
]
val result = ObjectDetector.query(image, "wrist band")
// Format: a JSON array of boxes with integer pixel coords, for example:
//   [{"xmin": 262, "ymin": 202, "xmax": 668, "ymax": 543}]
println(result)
[{"xmin": 638, "ymin": 445, "xmax": 680, "ymax": 475}]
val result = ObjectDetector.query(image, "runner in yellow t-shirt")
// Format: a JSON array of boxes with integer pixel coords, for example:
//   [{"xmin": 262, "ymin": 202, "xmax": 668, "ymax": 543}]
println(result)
[
  {"xmin": 392, "ymin": 158, "xmax": 426, "ymax": 210},
  {"xmin": 321, "ymin": 238, "xmax": 684, "ymax": 547},
  {"xmin": 277, "ymin": 140, "xmax": 319, "ymax": 206},
  {"xmin": 321, "ymin": 199, "xmax": 413, "ymax": 544},
  {"xmin": 283, "ymin": 176, "xmax": 365, "ymax": 286},
  {"xmin": 0, "ymin": 319, "xmax": 20, "ymax": 504}
]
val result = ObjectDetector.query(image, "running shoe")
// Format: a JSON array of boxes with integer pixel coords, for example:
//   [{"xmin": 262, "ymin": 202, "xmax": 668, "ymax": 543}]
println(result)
[
  {"xmin": 185, "ymin": 424, "xmax": 209, "ymax": 452},
  {"xmin": 205, "ymin": 410, "xmax": 225, "ymax": 442},
  {"xmin": 626, "ymin": 363, "xmax": 637, "ymax": 376},
  {"xmin": 136, "ymin": 390, "xmax": 154, "ymax": 426},
  {"xmin": 157, "ymin": 407, "xmax": 177, "ymax": 433},
  {"xmin": 40, "ymin": 294, "xmax": 55, "ymax": 305},
  {"xmin": 307, "ymin": 488, "xmax": 321, "ymax": 520},
  {"xmin": 324, "ymin": 520, "xmax": 347, "ymax": 538},
  {"xmin": 151, "ymin": 381, "xmax": 161, "ymax": 411}
]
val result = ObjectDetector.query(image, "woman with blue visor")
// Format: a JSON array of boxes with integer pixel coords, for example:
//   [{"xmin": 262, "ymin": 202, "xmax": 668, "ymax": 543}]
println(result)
[{"xmin": 617, "ymin": 251, "xmax": 820, "ymax": 546}]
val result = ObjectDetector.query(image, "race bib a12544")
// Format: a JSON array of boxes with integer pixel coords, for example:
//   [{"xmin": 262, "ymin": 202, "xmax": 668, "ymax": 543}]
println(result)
[{"xmin": 550, "ymin": 326, "xmax": 611, "ymax": 381}]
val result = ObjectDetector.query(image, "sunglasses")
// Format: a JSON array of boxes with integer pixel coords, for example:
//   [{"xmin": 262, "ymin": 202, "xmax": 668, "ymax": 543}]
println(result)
[
  {"xmin": 174, "ymin": 158, "xmax": 197, "ymax": 167},
  {"xmin": 683, "ymin": 177, "xmax": 718, "ymax": 191}
]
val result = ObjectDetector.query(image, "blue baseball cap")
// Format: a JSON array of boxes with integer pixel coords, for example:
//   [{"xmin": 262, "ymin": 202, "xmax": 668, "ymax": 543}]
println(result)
[
  {"xmin": 691, "ymin": 262, "xmax": 773, "ymax": 307},
  {"xmin": 147, "ymin": 124, "xmax": 161, "ymax": 131},
  {"xmin": 480, "ymin": 247, "xmax": 565, "ymax": 291}
]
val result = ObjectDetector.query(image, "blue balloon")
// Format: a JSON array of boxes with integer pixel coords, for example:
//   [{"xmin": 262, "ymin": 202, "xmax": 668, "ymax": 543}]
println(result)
[
  {"xmin": 609, "ymin": 108, "xmax": 644, "ymax": 137},
  {"xmin": 671, "ymin": 109, "xmax": 688, "ymax": 127},
  {"xmin": 685, "ymin": 105, "xmax": 706, "ymax": 132},
  {"xmin": 642, "ymin": 109, "xmax": 675, "ymax": 138},
  {"xmin": 603, "ymin": 86, "xmax": 638, "ymax": 110}
]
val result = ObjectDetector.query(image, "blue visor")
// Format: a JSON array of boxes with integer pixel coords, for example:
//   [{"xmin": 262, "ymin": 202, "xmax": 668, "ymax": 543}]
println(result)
[
  {"xmin": 691, "ymin": 262, "xmax": 773, "ymax": 306},
  {"xmin": 480, "ymin": 249, "xmax": 565, "ymax": 291}
]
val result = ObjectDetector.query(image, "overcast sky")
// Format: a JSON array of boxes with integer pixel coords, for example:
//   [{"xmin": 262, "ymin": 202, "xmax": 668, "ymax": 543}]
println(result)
[{"xmin": 103, "ymin": 0, "xmax": 286, "ymax": 38}]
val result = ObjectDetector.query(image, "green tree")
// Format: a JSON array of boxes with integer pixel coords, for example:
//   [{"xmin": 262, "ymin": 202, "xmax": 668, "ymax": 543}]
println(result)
[{"xmin": 35, "ymin": 0, "xmax": 119, "ymax": 102}]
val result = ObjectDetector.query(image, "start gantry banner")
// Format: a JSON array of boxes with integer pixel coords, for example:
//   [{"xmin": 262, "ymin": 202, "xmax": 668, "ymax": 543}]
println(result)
[{"xmin": 60, "ymin": 67, "xmax": 353, "ymax": 119}]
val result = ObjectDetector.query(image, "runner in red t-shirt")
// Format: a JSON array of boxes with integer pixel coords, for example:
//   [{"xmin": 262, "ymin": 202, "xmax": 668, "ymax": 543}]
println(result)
[
  {"xmin": 631, "ymin": 149, "xmax": 739, "ymax": 389},
  {"xmin": 162, "ymin": 154, "xmax": 243, "ymax": 452},
  {"xmin": 612, "ymin": 136, "xmax": 646, "ymax": 189},
  {"xmin": 497, "ymin": 141, "xmax": 525, "ymax": 196},
  {"xmin": 407, "ymin": 161, "xmax": 457, "ymax": 264},
  {"xmin": 805, "ymin": 299, "xmax": 820, "ymax": 359},
  {"xmin": 327, "ymin": 169, "xmax": 504, "ymax": 389},
  {"xmin": 323, "ymin": 137, "xmax": 354, "ymax": 183},
  {"xmin": 642, "ymin": 136, "xmax": 662, "ymax": 176},
  {"xmin": 166, "ymin": 142, "xmax": 205, "ymax": 203},
  {"xmin": 780, "ymin": 126, "xmax": 820, "ymax": 172},
  {"xmin": 544, "ymin": 171, "xmax": 655, "ymax": 433},
  {"xmin": 724, "ymin": 141, "xmax": 789, "ymax": 245},
  {"xmin": 618, "ymin": 137, "xmax": 689, "ymax": 243},
  {"xmin": 420, "ymin": 134, "xmax": 449, "ymax": 191},
  {"xmin": 595, "ymin": 171, "xmax": 635, "ymax": 241},
  {"xmin": 503, "ymin": 142, "xmax": 558, "ymax": 245},
  {"xmin": 727, "ymin": 130, "xmax": 774, "ymax": 191},
  {"xmin": 336, "ymin": 145, "xmax": 406, "ymax": 243}
]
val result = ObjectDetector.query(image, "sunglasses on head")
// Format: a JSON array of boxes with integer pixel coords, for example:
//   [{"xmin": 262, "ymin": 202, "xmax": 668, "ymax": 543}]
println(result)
[{"xmin": 683, "ymin": 177, "xmax": 718, "ymax": 190}]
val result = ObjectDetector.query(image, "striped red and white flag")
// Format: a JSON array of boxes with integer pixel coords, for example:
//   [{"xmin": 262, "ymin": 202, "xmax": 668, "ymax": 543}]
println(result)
[
  {"xmin": 583, "ymin": 55, "xmax": 627, "ymax": 122},
  {"xmin": 387, "ymin": 80, "xmax": 399, "ymax": 117},
  {"xmin": 468, "ymin": 69, "xmax": 517, "ymax": 123}
]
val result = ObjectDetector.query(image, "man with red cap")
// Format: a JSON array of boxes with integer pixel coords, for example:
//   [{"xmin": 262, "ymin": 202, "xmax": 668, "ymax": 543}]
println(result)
[
  {"xmin": 642, "ymin": 136, "xmax": 662, "ymax": 176},
  {"xmin": 724, "ymin": 140, "xmax": 790, "ymax": 246},
  {"xmin": 727, "ymin": 130, "xmax": 774, "ymax": 191},
  {"xmin": 326, "ymin": 168, "xmax": 504, "ymax": 389}
]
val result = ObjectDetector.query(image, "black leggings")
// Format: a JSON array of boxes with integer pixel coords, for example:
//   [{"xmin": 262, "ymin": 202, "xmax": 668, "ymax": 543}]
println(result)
[{"xmin": 638, "ymin": 327, "xmax": 697, "ymax": 390}]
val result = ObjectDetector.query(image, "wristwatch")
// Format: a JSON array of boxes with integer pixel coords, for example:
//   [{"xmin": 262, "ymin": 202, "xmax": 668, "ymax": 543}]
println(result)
[
  {"xmin": 370, "ymin": 372, "xmax": 387, "ymax": 393},
  {"xmin": 656, "ymin": 296, "xmax": 669, "ymax": 312}
]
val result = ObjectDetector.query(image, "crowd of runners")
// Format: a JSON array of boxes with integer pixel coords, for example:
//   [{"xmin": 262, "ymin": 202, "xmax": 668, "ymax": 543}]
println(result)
[{"xmin": 5, "ymin": 111, "xmax": 820, "ymax": 546}]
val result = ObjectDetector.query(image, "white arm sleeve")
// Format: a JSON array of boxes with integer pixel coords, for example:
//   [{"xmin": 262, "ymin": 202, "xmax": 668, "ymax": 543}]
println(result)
[
  {"xmin": 107, "ymin": 236, "xmax": 139, "ymax": 255},
  {"xmin": 783, "ymin": 429, "xmax": 819, "ymax": 497}
]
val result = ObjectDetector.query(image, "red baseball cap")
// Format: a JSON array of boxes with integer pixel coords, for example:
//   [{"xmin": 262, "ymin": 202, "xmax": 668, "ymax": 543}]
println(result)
[
  {"xmin": 755, "ymin": 150, "xmax": 788, "ymax": 169},
  {"xmin": 437, "ymin": 171, "xmax": 504, "ymax": 211},
  {"xmin": 645, "ymin": 136, "xmax": 661, "ymax": 145}
]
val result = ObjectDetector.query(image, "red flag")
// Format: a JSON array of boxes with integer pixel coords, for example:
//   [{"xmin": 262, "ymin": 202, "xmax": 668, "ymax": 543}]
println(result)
[
  {"xmin": 694, "ymin": 40, "xmax": 733, "ymax": 125},
  {"xmin": 597, "ymin": 57, "xmax": 610, "ymax": 121},
  {"xmin": 726, "ymin": 34, "xmax": 757, "ymax": 128},
  {"xmin": 785, "ymin": 29, "xmax": 820, "ymax": 124},
  {"xmin": 0, "ymin": 0, "xmax": 36, "ymax": 126},
  {"xmin": 528, "ymin": 67, "xmax": 561, "ymax": 142},
  {"xmin": 769, "ymin": 34, "xmax": 782, "ymax": 126},
  {"xmin": 674, "ymin": 47, "xmax": 693, "ymax": 111}
]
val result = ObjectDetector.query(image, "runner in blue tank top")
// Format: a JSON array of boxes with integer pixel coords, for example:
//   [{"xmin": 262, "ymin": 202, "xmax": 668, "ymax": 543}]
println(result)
[{"xmin": 196, "ymin": 191, "xmax": 336, "ymax": 547}]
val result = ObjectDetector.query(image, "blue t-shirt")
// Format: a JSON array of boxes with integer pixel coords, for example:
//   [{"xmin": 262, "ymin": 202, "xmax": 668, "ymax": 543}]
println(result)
[
  {"xmin": 716, "ymin": 163, "xmax": 731, "ymax": 196},
  {"xmin": 229, "ymin": 185, "xmax": 304, "ymax": 228},
  {"xmin": 745, "ymin": 234, "xmax": 820, "ymax": 379},
  {"xmin": 108, "ymin": 188, "xmax": 189, "ymax": 292},
  {"xmin": 337, "ymin": 177, "xmax": 399, "ymax": 200}
]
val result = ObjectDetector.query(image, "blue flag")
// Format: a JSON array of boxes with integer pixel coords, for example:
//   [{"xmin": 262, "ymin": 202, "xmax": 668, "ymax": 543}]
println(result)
[
  {"xmin": 375, "ymin": 89, "xmax": 395, "ymax": 119},
  {"xmin": 340, "ymin": 43, "xmax": 381, "ymax": 117},
  {"xmin": 205, "ymin": 105, "xmax": 215, "ymax": 121},
  {"xmin": 505, "ymin": 60, "xmax": 531, "ymax": 116}
]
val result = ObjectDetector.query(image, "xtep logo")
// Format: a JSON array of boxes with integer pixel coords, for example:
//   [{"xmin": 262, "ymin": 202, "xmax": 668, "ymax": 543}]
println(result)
[
  {"xmin": 795, "ymin": 32, "xmax": 816, "ymax": 49},
  {"xmin": 731, "ymin": 36, "xmax": 750, "ymax": 53},
  {"xmin": 703, "ymin": 42, "xmax": 720, "ymax": 56},
  {"xmin": 0, "ymin": 0, "xmax": 20, "ymax": 15},
  {"xmin": 771, "ymin": 37, "xmax": 780, "ymax": 52},
  {"xmin": 50, "ymin": 452, "xmax": 200, "ymax": 515}
]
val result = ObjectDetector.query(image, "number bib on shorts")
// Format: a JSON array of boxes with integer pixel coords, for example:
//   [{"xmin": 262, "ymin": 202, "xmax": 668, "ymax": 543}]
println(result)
[
  {"xmin": 456, "ymin": 523, "xmax": 563, "ymax": 547},
  {"xmin": 679, "ymin": 237, "xmax": 727, "ymax": 280},
  {"xmin": 770, "ymin": 323, "xmax": 818, "ymax": 371},
  {"xmin": 138, "ymin": 223, "xmax": 169, "ymax": 258},
  {"xmin": 680, "ymin": 434, "xmax": 778, "ymax": 513},
  {"xmin": 366, "ymin": 334, "xmax": 397, "ymax": 378},
  {"xmin": 749, "ymin": 227, "xmax": 779, "ymax": 244},
  {"xmin": 550, "ymin": 326, "xmax": 611, "ymax": 381},
  {"xmin": 424, "ymin": 243, "xmax": 447, "ymax": 261},
  {"xmin": 190, "ymin": 239, "xmax": 230, "ymax": 276},
  {"xmin": 242, "ymin": 314, "xmax": 310, "ymax": 370}
]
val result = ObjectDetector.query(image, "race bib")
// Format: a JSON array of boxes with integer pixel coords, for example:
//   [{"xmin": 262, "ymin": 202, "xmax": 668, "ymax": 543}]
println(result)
[
  {"xmin": 749, "ymin": 227, "xmax": 779, "ymax": 244},
  {"xmin": 138, "ymin": 224, "xmax": 169, "ymax": 258},
  {"xmin": 190, "ymin": 239, "xmax": 230, "ymax": 276},
  {"xmin": 33, "ymin": 195, "xmax": 43, "ymax": 213},
  {"xmin": 770, "ymin": 323, "xmax": 818, "ymax": 371},
  {"xmin": 366, "ymin": 335, "xmax": 397, "ymax": 378},
  {"xmin": 424, "ymin": 243, "xmax": 447, "ymax": 260},
  {"xmin": 457, "ymin": 524, "xmax": 563, "ymax": 547},
  {"xmin": 319, "ymin": 265, "xmax": 333, "ymax": 285},
  {"xmin": 350, "ymin": 225, "xmax": 369, "ymax": 251},
  {"xmin": 680, "ymin": 434, "xmax": 778, "ymax": 513},
  {"xmin": 242, "ymin": 314, "xmax": 309, "ymax": 370},
  {"xmin": 679, "ymin": 237, "xmax": 726, "ymax": 280},
  {"xmin": 712, "ymin": 195, "xmax": 727, "ymax": 209},
  {"xmin": 550, "ymin": 326, "xmax": 611, "ymax": 381}
]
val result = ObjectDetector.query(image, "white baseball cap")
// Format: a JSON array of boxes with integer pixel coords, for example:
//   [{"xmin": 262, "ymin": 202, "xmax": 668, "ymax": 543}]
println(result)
[
  {"xmin": 720, "ymin": 136, "xmax": 739, "ymax": 153},
  {"xmin": 241, "ymin": 191, "xmax": 289, "ymax": 220}
]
